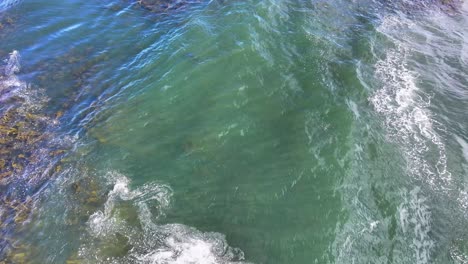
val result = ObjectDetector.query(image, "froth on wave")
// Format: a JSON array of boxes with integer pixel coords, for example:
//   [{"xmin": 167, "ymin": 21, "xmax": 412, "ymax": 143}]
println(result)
[
  {"xmin": 333, "ymin": 14, "xmax": 457, "ymax": 264},
  {"xmin": 78, "ymin": 171, "xmax": 249, "ymax": 264},
  {"xmin": 369, "ymin": 15, "xmax": 443, "ymax": 264},
  {"xmin": 366, "ymin": 14, "xmax": 463, "ymax": 263},
  {"xmin": 370, "ymin": 16, "xmax": 451, "ymax": 189}
]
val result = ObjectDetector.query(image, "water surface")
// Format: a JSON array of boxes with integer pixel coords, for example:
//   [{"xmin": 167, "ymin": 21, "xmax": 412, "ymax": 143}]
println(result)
[{"xmin": 0, "ymin": 0, "xmax": 468, "ymax": 263}]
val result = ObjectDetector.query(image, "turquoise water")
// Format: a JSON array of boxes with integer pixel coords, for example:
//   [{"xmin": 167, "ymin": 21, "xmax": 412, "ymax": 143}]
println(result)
[{"xmin": 1, "ymin": 0, "xmax": 468, "ymax": 263}]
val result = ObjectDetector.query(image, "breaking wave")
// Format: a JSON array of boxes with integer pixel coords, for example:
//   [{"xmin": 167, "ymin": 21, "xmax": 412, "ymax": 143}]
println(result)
[
  {"xmin": 334, "ymin": 12, "xmax": 458, "ymax": 264},
  {"xmin": 78, "ymin": 172, "xmax": 249, "ymax": 264},
  {"xmin": 370, "ymin": 16, "xmax": 451, "ymax": 189},
  {"xmin": 368, "ymin": 14, "xmax": 445, "ymax": 264}
]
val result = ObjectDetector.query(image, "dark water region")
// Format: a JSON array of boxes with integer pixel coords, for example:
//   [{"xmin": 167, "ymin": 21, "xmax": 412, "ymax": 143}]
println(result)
[{"xmin": 0, "ymin": 0, "xmax": 468, "ymax": 263}]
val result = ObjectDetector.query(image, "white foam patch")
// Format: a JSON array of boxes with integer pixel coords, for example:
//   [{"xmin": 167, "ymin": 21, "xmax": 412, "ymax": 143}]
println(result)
[
  {"xmin": 88, "ymin": 174, "xmax": 172, "ymax": 236},
  {"xmin": 4, "ymin": 50, "xmax": 21, "ymax": 76},
  {"xmin": 0, "ymin": 50, "xmax": 22, "ymax": 89},
  {"xmin": 0, "ymin": 50, "xmax": 49, "ymax": 113},
  {"xmin": 333, "ymin": 14, "xmax": 457, "ymax": 264},
  {"xmin": 0, "ymin": 0, "xmax": 20, "ymax": 12},
  {"xmin": 81, "ymin": 172, "xmax": 249, "ymax": 264},
  {"xmin": 138, "ymin": 235, "xmax": 219, "ymax": 264},
  {"xmin": 367, "ymin": 16, "xmax": 446, "ymax": 264},
  {"xmin": 450, "ymin": 246, "xmax": 468, "ymax": 264},
  {"xmin": 135, "ymin": 224, "xmax": 246, "ymax": 264},
  {"xmin": 370, "ymin": 16, "xmax": 451, "ymax": 188}
]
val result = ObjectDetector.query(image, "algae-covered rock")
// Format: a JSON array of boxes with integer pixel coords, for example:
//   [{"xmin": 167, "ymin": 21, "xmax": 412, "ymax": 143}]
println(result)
[
  {"xmin": 11, "ymin": 252, "xmax": 26, "ymax": 263},
  {"xmin": 0, "ymin": 14, "xmax": 19, "ymax": 39},
  {"xmin": 66, "ymin": 260, "xmax": 81, "ymax": 264},
  {"xmin": 0, "ymin": 51, "xmax": 65, "ymax": 185},
  {"xmin": 0, "ymin": 51, "xmax": 68, "ymax": 259},
  {"xmin": 66, "ymin": 175, "xmax": 108, "ymax": 225},
  {"xmin": 97, "ymin": 232, "xmax": 133, "ymax": 259},
  {"xmin": 1, "ymin": 240, "xmax": 41, "ymax": 264}
]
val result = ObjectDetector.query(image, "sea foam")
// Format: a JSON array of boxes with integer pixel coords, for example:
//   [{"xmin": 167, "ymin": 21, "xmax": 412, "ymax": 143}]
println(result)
[{"xmin": 80, "ymin": 171, "xmax": 249, "ymax": 264}]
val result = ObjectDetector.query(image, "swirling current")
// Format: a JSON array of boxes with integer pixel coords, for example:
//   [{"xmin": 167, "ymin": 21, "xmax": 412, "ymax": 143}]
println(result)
[{"xmin": 0, "ymin": 0, "xmax": 468, "ymax": 263}]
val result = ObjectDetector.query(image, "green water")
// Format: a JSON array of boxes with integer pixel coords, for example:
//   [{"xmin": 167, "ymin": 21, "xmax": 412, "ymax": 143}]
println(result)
[{"xmin": 1, "ymin": 0, "xmax": 468, "ymax": 263}]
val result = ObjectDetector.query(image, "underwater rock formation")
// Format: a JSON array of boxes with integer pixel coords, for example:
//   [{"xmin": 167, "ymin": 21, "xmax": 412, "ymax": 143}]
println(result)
[
  {"xmin": 136, "ymin": 0, "xmax": 203, "ymax": 12},
  {"xmin": 0, "ymin": 51, "xmax": 54, "ymax": 186}
]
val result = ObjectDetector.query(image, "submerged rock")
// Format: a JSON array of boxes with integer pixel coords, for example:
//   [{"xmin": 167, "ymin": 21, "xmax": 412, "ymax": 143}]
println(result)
[
  {"xmin": 0, "ymin": 13, "xmax": 19, "ymax": 40},
  {"xmin": 0, "ymin": 51, "xmax": 68, "ymax": 259},
  {"xmin": 136, "ymin": 0, "xmax": 203, "ymax": 12},
  {"xmin": 0, "ymin": 51, "xmax": 52, "ymax": 186}
]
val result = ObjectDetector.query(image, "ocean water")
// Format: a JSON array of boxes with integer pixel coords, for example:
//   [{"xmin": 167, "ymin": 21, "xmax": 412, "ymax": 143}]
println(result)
[{"xmin": 0, "ymin": 0, "xmax": 468, "ymax": 263}]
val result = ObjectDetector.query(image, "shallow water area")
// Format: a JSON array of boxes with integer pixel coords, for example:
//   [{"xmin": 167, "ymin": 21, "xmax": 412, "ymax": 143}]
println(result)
[{"xmin": 1, "ymin": 0, "xmax": 468, "ymax": 263}]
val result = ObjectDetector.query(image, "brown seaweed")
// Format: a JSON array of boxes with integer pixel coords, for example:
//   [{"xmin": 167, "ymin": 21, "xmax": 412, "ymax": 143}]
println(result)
[{"xmin": 0, "ymin": 51, "xmax": 68, "ymax": 260}]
